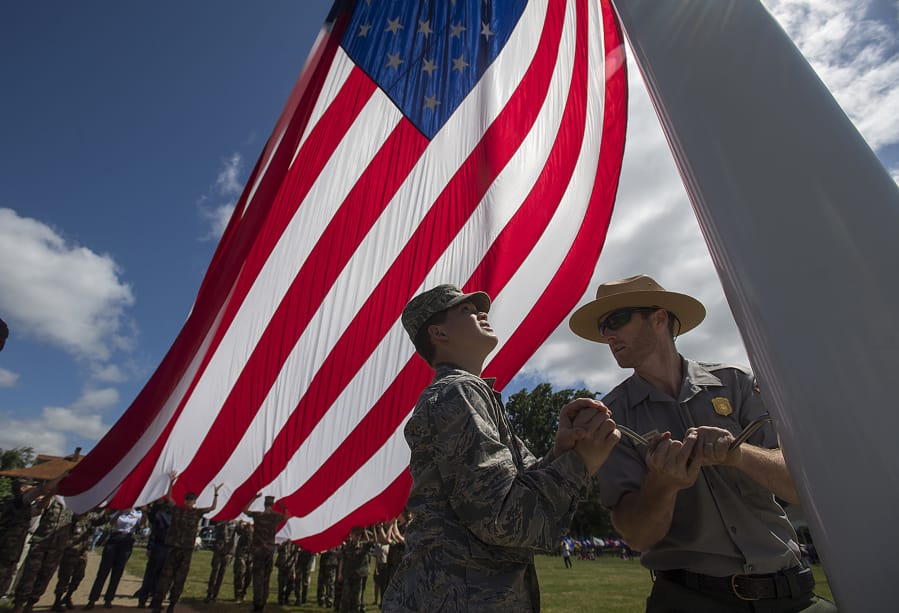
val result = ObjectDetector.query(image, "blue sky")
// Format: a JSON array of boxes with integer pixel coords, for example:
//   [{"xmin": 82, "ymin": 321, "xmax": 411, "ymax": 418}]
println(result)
[{"xmin": 1, "ymin": 0, "xmax": 897, "ymax": 456}]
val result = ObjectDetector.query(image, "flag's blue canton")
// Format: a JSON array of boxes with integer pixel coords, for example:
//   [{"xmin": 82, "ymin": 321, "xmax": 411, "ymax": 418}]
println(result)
[{"xmin": 342, "ymin": 0, "xmax": 528, "ymax": 139}]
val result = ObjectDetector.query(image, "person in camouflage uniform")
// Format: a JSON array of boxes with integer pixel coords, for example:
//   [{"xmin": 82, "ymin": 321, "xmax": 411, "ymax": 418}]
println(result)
[
  {"xmin": 242, "ymin": 494, "xmax": 290, "ymax": 613},
  {"xmin": 204, "ymin": 519, "xmax": 236, "ymax": 603},
  {"xmin": 149, "ymin": 472, "xmax": 221, "ymax": 613},
  {"xmin": 292, "ymin": 545, "xmax": 315, "ymax": 605},
  {"xmin": 11, "ymin": 490, "xmax": 74, "ymax": 613},
  {"xmin": 136, "ymin": 498, "xmax": 172, "ymax": 608},
  {"xmin": 0, "ymin": 479, "xmax": 44, "ymax": 598},
  {"xmin": 232, "ymin": 520, "xmax": 254, "ymax": 602},
  {"xmin": 50, "ymin": 510, "xmax": 105, "ymax": 611},
  {"xmin": 381, "ymin": 285, "xmax": 620, "ymax": 612},
  {"xmin": 316, "ymin": 547, "xmax": 339, "ymax": 608},
  {"xmin": 275, "ymin": 540, "xmax": 297, "ymax": 605},
  {"xmin": 381, "ymin": 513, "xmax": 408, "ymax": 601},
  {"xmin": 338, "ymin": 527, "xmax": 373, "ymax": 613}
]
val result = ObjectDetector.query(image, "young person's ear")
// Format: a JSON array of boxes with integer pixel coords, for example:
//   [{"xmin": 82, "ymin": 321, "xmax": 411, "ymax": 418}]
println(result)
[{"xmin": 428, "ymin": 324, "xmax": 447, "ymax": 340}]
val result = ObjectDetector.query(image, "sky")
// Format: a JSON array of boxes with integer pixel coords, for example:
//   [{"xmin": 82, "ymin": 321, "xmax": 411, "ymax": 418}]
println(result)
[{"xmin": 1, "ymin": 0, "xmax": 897, "ymax": 458}]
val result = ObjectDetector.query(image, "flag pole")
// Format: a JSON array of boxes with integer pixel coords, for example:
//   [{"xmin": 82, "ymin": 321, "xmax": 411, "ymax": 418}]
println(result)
[{"xmin": 611, "ymin": 1, "xmax": 899, "ymax": 610}]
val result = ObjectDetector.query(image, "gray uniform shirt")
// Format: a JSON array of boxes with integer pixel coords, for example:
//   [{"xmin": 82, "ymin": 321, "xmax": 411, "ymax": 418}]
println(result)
[
  {"xmin": 598, "ymin": 358, "xmax": 802, "ymax": 576},
  {"xmin": 383, "ymin": 365, "xmax": 590, "ymax": 612}
]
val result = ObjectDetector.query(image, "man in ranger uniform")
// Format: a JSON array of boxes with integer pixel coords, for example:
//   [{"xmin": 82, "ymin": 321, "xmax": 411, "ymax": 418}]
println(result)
[{"xmin": 569, "ymin": 275, "xmax": 837, "ymax": 612}]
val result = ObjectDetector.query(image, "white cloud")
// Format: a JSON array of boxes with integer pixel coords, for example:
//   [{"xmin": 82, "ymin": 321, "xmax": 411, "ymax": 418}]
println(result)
[
  {"xmin": 40, "ymin": 407, "xmax": 108, "ymax": 440},
  {"xmin": 90, "ymin": 363, "xmax": 127, "ymax": 384},
  {"xmin": 0, "ymin": 208, "xmax": 135, "ymax": 363},
  {"xmin": 513, "ymin": 1, "xmax": 898, "ymax": 394},
  {"xmin": 0, "ymin": 413, "xmax": 69, "ymax": 456},
  {"xmin": 215, "ymin": 153, "xmax": 244, "ymax": 197},
  {"xmin": 0, "ymin": 368, "xmax": 19, "ymax": 388},
  {"xmin": 199, "ymin": 153, "xmax": 243, "ymax": 240},
  {"xmin": 762, "ymin": 0, "xmax": 899, "ymax": 158},
  {"xmin": 0, "ymin": 387, "xmax": 117, "ymax": 455},
  {"xmin": 70, "ymin": 387, "xmax": 120, "ymax": 412}
]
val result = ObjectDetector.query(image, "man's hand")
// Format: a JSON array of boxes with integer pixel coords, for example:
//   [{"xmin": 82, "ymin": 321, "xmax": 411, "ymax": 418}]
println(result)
[
  {"xmin": 689, "ymin": 426, "xmax": 740, "ymax": 467},
  {"xmin": 572, "ymin": 411, "xmax": 621, "ymax": 474},
  {"xmin": 644, "ymin": 430, "xmax": 702, "ymax": 492},
  {"xmin": 553, "ymin": 398, "xmax": 611, "ymax": 458}
]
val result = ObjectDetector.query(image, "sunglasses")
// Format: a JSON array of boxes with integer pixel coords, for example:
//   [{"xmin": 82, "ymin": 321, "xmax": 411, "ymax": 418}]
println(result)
[{"xmin": 597, "ymin": 307, "xmax": 660, "ymax": 337}]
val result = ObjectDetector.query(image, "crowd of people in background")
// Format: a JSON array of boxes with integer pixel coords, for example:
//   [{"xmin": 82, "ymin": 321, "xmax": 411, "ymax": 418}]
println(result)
[{"xmin": 0, "ymin": 471, "xmax": 410, "ymax": 613}]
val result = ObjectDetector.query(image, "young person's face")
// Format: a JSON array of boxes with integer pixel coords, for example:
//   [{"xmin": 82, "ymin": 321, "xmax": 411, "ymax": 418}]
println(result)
[{"xmin": 437, "ymin": 300, "xmax": 497, "ymax": 355}]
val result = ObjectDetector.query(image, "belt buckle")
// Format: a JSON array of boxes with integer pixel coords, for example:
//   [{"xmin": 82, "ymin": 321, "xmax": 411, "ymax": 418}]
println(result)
[{"xmin": 730, "ymin": 574, "xmax": 760, "ymax": 601}]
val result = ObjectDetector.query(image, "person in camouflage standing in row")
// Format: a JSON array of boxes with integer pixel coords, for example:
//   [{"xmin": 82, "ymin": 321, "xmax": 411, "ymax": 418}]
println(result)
[
  {"xmin": 50, "ymin": 510, "xmax": 105, "ymax": 611},
  {"xmin": 242, "ymin": 493, "xmax": 290, "ymax": 613},
  {"xmin": 232, "ymin": 520, "xmax": 254, "ymax": 603},
  {"xmin": 0, "ymin": 479, "xmax": 47, "ymax": 599},
  {"xmin": 136, "ymin": 498, "xmax": 172, "ymax": 608},
  {"xmin": 316, "ymin": 547, "xmax": 339, "ymax": 608},
  {"xmin": 275, "ymin": 540, "xmax": 297, "ymax": 605},
  {"xmin": 337, "ymin": 527, "xmax": 373, "ymax": 613},
  {"xmin": 292, "ymin": 544, "xmax": 315, "ymax": 605},
  {"xmin": 149, "ymin": 471, "xmax": 221, "ymax": 613},
  {"xmin": 11, "ymin": 480, "xmax": 74, "ymax": 613},
  {"xmin": 204, "ymin": 519, "xmax": 236, "ymax": 604}
]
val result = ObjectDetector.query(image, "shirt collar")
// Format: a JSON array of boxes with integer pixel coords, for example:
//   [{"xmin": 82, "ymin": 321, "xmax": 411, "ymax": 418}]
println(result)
[
  {"xmin": 434, "ymin": 363, "xmax": 496, "ymax": 387},
  {"xmin": 621, "ymin": 357, "xmax": 723, "ymax": 406}
]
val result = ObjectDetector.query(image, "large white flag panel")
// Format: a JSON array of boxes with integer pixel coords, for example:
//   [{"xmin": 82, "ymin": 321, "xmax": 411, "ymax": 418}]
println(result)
[{"xmin": 61, "ymin": 0, "xmax": 627, "ymax": 551}]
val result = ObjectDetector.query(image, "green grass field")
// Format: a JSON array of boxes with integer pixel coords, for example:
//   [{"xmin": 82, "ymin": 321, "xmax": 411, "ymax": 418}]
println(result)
[{"xmin": 125, "ymin": 549, "xmax": 833, "ymax": 612}]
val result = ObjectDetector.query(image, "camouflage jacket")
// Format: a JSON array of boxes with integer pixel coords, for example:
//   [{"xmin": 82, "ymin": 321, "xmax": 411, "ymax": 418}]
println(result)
[
  {"xmin": 275, "ymin": 540, "xmax": 297, "ymax": 568},
  {"xmin": 340, "ymin": 540, "xmax": 372, "ymax": 578},
  {"xmin": 66, "ymin": 511, "xmax": 106, "ymax": 555},
  {"xmin": 0, "ymin": 492, "xmax": 35, "ymax": 552},
  {"xmin": 212, "ymin": 521, "xmax": 237, "ymax": 555},
  {"xmin": 294, "ymin": 546, "xmax": 315, "ymax": 573},
  {"xmin": 165, "ymin": 503, "xmax": 206, "ymax": 549},
  {"xmin": 234, "ymin": 522, "xmax": 254, "ymax": 555},
  {"xmin": 382, "ymin": 365, "xmax": 590, "ymax": 612},
  {"xmin": 319, "ymin": 548, "xmax": 339, "ymax": 568},
  {"xmin": 245, "ymin": 510, "xmax": 285, "ymax": 555},
  {"xmin": 30, "ymin": 497, "xmax": 74, "ymax": 547}
]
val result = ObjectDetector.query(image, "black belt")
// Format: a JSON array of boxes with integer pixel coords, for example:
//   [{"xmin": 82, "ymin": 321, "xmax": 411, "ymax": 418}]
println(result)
[{"xmin": 656, "ymin": 566, "xmax": 815, "ymax": 601}]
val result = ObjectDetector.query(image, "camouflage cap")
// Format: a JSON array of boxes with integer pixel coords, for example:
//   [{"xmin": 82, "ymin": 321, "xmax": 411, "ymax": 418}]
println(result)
[
  {"xmin": 401, "ymin": 284, "xmax": 491, "ymax": 341},
  {"xmin": 264, "ymin": 495, "xmax": 275, "ymax": 505}
]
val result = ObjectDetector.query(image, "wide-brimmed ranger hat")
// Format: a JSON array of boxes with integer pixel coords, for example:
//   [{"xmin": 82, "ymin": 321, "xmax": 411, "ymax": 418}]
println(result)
[
  {"xmin": 569, "ymin": 274, "xmax": 705, "ymax": 343},
  {"xmin": 402, "ymin": 284, "xmax": 491, "ymax": 342}
]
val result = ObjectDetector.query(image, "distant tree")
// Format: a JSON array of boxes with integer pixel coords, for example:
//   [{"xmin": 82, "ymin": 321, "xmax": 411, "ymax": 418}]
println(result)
[
  {"xmin": 504, "ymin": 385, "xmax": 619, "ymax": 543},
  {"xmin": 0, "ymin": 446, "xmax": 35, "ymax": 500}
]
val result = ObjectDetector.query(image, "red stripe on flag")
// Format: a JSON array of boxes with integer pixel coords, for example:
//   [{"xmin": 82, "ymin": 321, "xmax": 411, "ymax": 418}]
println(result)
[
  {"xmin": 484, "ymin": 0, "xmax": 628, "ymax": 390},
  {"xmin": 175, "ymin": 117, "xmax": 428, "ymax": 499},
  {"xmin": 293, "ymin": 468, "xmax": 412, "ymax": 553},
  {"xmin": 215, "ymin": 0, "xmax": 568, "ymax": 519},
  {"xmin": 108, "ymin": 66, "xmax": 378, "ymax": 508},
  {"xmin": 61, "ymin": 15, "xmax": 349, "ymax": 499},
  {"xmin": 274, "ymin": 0, "xmax": 590, "ymax": 526},
  {"xmin": 272, "ymin": 360, "xmax": 432, "ymax": 518}
]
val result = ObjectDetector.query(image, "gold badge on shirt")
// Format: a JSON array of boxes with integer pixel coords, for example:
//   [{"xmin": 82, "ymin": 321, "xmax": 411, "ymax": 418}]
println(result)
[{"xmin": 712, "ymin": 397, "xmax": 733, "ymax": 416}]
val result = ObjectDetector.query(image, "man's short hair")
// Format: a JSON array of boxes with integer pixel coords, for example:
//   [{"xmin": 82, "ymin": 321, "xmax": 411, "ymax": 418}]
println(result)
[
  {"xmin": 185, "ymin": 492, "xmax": 198, "ymax": 501},
  {"xmin": 412, "ymin": 309, "xmax": 448, "ymax": 365},
  {"xmin": 639, "ymin": 309, "xmax": 680, "ymax": 338}
]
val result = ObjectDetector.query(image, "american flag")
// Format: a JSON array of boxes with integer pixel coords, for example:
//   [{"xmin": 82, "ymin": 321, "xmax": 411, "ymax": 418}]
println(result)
[{"xmin": 60, "ymin": 0, "xmax": 627, "ymax": 551}]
